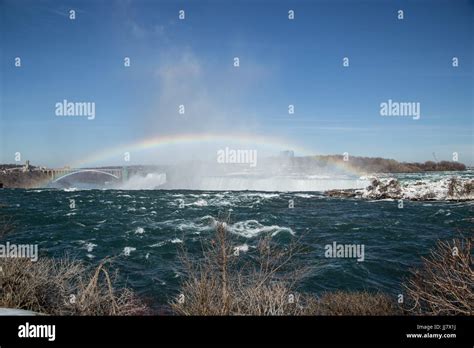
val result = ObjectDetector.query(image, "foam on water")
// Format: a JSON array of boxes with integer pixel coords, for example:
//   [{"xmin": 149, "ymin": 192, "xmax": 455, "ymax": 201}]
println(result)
[
  {"xmin": 233, "ymin": 244, "xmax": 249, "ymax": 253},
  {"xmin": 187, "ymin": 199, "xmax": 208, "ymax": 207},
  {"xmin": 85, "ymin": 243, "xmax": 97, "ymax": 252},
  {"xmin": 229, "ymin": 219, "xmax": 295, "ymax": 238},
  {"xmin": 123, "ymin": 247, "xmax": 136, "ymax": 256},
  {"xmin": 150, "ymin": 238, "xmax": 183, "ymax": 247}
]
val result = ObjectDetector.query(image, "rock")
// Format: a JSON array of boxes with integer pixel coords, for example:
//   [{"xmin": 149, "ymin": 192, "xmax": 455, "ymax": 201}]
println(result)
[
  {"xmin": 325, "ymin": 189, "xmax": 357, "ymax": 198},
  {"xmin": 360, "ymin": 177, "xmax": 402, "ymax": 199},
  {"xmin": 326, "ymin": 176, "xmax": 474, "ymax": 201}
]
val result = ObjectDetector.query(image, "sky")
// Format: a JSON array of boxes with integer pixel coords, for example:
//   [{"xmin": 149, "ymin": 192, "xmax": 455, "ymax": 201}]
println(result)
[{"xmin": 1, "ymin": 0, "xmax": 473, "ymax": 167}]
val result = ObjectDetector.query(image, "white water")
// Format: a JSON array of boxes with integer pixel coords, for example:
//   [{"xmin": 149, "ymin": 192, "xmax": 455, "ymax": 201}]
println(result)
[
  {"xmin": 229, "ymin": 219, "xmax": 295, "ymax": 238},
  {"xmin": 118, "ymin": 173, "xmax": 167, "ymax": 190},
  {"xmin": 165, "ymin": 174, "xmax": 368, "ymax": 192},
  {"xmin": 106, "ymin": 169, "xmax": 473, "ymax": 197}
]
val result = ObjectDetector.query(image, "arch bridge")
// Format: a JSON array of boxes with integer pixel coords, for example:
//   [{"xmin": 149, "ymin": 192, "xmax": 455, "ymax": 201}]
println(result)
[{"xmin": 45, "ymin": 168, "xmax": 128, "ymax": 183}]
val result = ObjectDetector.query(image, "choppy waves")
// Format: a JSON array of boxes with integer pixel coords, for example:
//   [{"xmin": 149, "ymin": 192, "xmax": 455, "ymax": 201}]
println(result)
[
  {"xmin": 2, "ymin": 174, "xmax": 472, "ymax": 306},
  {"xmin": 153, "ymin": 215, "xmax": 295, "ymax": 239}
]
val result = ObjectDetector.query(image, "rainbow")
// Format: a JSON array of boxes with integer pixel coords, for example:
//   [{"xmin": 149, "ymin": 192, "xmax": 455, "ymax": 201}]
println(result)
[
  {"xmin": 67, "ymin": 133, "xmax": 313, "ymax": 168},
  {"xmin": 61, "ymin": 132, "xmax": 365, "ymax": 177}
]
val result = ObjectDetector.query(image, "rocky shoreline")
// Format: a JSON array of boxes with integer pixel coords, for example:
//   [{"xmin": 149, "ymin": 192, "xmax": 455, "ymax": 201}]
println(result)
[
  {"xmin": 0, "ymin": 171, "xmax": 50, "ymax": 189},
  {"xmin": 326, "ymin": 176, "xmax": 474, "ymax": 201}
]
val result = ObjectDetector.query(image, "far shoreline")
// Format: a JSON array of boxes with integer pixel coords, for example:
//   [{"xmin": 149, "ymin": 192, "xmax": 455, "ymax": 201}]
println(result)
[{"xmin": 0, "ymin": 155, "xmax": 468, "ymax": 189}]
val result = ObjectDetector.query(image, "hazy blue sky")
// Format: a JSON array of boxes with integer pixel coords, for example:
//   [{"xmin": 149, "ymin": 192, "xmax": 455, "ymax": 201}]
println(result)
[{"xmin": 1, "ymin": 0, "xmax": 473, "ymax": 167}]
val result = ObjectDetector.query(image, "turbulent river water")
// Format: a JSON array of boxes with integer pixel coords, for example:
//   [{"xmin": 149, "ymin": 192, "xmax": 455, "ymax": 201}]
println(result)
[{"xmin": 1, "ymin": 171, "xmax": 472, "ymax": 308}]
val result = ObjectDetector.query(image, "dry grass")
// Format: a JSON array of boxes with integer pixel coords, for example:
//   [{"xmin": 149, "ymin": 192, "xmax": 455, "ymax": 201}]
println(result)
[
  {"xmin": 0, "ymin": 256, "xmax": 147, "ymax": 315},
  {"xmin": 312, "ymin": 291, "xmax": 400, "ymax": 315},
  {"xmin": 403, "ymin": 237, "xmax": 473, "ymax": 315}
]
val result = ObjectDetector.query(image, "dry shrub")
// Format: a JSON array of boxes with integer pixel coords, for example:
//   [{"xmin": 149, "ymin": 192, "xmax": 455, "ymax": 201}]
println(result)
[
  {"xmin": 0, "ymin": 256, "xmax": 147, "ymax": 315},
  {"xmin": 171, "ymin": 218, "xmax": 309, "ymax": 315},
  {"xmin": 311, "ymin": 291, "xmax": 400, "ymax": 315},
  {"xmin": 403, "ymin": 237, "xmax": 473, "ymax": 315}
]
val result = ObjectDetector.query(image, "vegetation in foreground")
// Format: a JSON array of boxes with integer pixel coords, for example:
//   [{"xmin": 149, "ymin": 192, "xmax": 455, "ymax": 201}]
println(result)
[
  {"xmin": 403, "ymin": 237, "xmax": 473, "ymax": 315},
  {"xmin": 172, "ymin": 218, "xmax": 473, "ymax": 316},
  {"xmin": 0, "ymin": 219, "xmax": 147, "ymax": 315},
  {"xmin": 0, "ymin": 257, "xmax": 147, "ymax": 315},
  {"xmin": 0, "ymin": 213, "xmax": 471, "ymax": 316}
]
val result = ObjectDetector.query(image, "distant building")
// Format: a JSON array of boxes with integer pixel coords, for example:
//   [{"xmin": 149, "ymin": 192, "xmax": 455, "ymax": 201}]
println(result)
[{"xmin": 22, "ymin": 160, "xmax": 31, "ymax": 172}]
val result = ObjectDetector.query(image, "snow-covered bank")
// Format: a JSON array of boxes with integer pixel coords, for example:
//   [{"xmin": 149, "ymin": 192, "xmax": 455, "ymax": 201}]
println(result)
[{"xmin": 326, "ymin": 176, "xmax": 474, "ymax": 201}]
